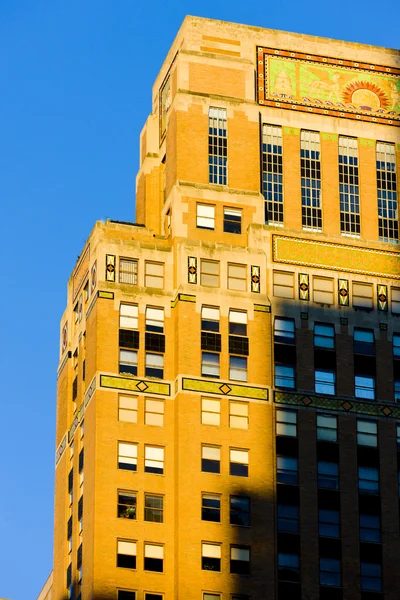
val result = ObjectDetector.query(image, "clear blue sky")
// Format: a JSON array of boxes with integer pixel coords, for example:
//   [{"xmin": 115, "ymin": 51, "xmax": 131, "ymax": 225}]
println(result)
[{"xmin": 0, "ymin": 1, "xmax": 397, "ymax": 598}]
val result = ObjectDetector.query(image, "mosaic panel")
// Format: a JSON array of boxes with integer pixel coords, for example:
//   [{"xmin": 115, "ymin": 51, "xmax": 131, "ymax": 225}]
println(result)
[
  {"xmin": 377, "ymin": 284, "xmax": 388, "ymax": 311},
  {"xmin": 257, "ymin": 47, "xmax": 400, "ymax": 126},
  {"xmin": 61, "ymin": 321, "xmax": 68, "ymax": 354},
  {"xmin": 98, "ymin": 290, "xmax": 114, "ymax": 299},
  {"xmin": 299, "ymin": 273, "xmax": 309, "ymax": 301},
  {"xmin": 106, "ymin": 254, "xmax": 116, "ymax": 282},
  {"xmin": 254, "ymin": 304, "xmax": 271, "ymax": 313},
  {"xmin": 338, "ymin": 279, "xmax": 349, "ymax": 306},
  {"xmin": 90, "ymin": 260, "xmax": 97, "ymax": 295},
  {"xmin": 72, "ymin": 245, "xmax": 90, "ymax": 300},
  {"xmin": 100, "ymin": 374, "xmax": 170, "ymax": 396},
  {"xmin": 273, "ymin": 235, "xmax": 400, "ymax": 279},
  {"xmin": 182, "ymin": 377, "xmax": 268, "ymax": 401},
  {"xmin": 188, "ymin": 256, "xmax": 198, "ymax": 284},
  {"xmin": 251, "ymin": 265, "xmax": 260, "ymax": 293}
]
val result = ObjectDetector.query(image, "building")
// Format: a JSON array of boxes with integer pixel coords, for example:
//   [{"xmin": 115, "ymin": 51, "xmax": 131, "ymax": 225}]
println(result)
[{"xmin": 52, "ymin": 15, "xmax": 400, "ymax": 600}]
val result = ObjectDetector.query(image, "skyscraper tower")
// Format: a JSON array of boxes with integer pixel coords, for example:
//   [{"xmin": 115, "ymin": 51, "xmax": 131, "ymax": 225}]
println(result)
[{"xmin": 52, "ymin": 16, "xmax": 400, "ymax": 600}]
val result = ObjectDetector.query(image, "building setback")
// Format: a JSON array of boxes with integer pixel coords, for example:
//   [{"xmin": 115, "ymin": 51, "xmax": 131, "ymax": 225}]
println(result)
[{"xmin": 51, "ymin": 15, "xmax": 400, "ymax": 600}]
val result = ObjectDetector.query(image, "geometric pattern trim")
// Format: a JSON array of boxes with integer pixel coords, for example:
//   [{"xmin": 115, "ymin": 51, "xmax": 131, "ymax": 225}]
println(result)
[
  {"xmin": 377, "ymin": 284, "xmax": 388, "ymax": 311},
  {"xmin": 257, "ymin": 47, "xmax": 400, "ymax": 127},
  {"xmin": 188, "ymin": 256, "xmax": 198, "ymax": 284},
  {"xmin": 274, "ymin": 390, "xmax": 400, "ymax": 419},
  {"xmin": 106, "ymin": 254, "xmax": 116, "ymax": 282},
  {"xmin": 251, "ymin": 265, "xmax": 260, "ymax": 293},
  {"xmin": 299, "ymin": 273, "xmax": 310, "ymax": 301},
  {"xmin": 100, "ymin": 374, "xmax": 170, "ymax": 396},
  {"xmin": 254, "ymin": 304, "xmax": 271, "ymax": 313},
  {"xmin": 55, "ymin": 435, "xmax": 67, "ymax": 466},
  {"xmin": 273, "ymin": 235, "xmax": 400, "ymax": 279},
  {"xmin": 171, "ymin": 293, "xmax": 196, "ymax": 308},
  {"xmin": 182, "ymin": 377, "xmax": 268, "ymax": 401},
  {"xmin": 338, "ymin": 279, "xmax": 349, "ymax": 306},
  {"xmin": 90, "ymin": 260, "xmax": 97, "ymax": 295},
  {"xmin": 72, "ymin": 244, "xmax": 90, "ymax": 301},
  {"xmin": 98, "ymin": 290, "xmax": 114, "ymax": 299},
  {"xmin": 61, "ymin": 321, "xmax": 68, "ymax": 354}
]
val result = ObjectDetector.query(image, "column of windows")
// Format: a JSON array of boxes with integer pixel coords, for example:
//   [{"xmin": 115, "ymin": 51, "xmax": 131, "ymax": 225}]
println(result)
[
  {"xmin": 301, "ymin": 130, "xmax": 322, "ymax": 231},
  {"xmin": 262, "ymin": 124, "xmax": 284, "ymax": 224},
  {"xmin": 377, "ymin": 142, "xmax": 398, "ymax": 243},
  {"xmin": 339, "ymin": 136, "xmax": 360, "ymax": 236}
]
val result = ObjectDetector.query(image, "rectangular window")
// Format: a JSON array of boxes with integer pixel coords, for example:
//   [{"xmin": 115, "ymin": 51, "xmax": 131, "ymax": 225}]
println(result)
[
  {"xmin": 319, "ymin": 508, "xmax": 340, "ymax": 538},
  {"xmin": 202, "ymin": 494, "xmax": 221, "ymax": 522},
  {"xmin": 145, "ymin": 399, "xmax": 164, "ymax": 427},
  {"xmin": 377, "ymin": 142, "xmax": 398, "ymax": 243},
  {"xmin": 277, "ymin": 456, "xmax": 298, "ymax": 485},
  {"xmin": 229, "ymin": 310, "xmax": 247, "ymax": 336},
  {"xmin": 144, "ymin": 543, "xmax": 164, "ymax": 572},
  {"xmin": 392, "ymin": 287, "xmax": 400, "ymax": 314},
  {"xmin": 318, "ymin": 461, "xmax": 339, "ymax": 490},
  {"xmin": 273, "ymin": 271, "xmax": 294, "ymax": 299},
  {"xmin": 201, "ymin": 398, "xmax": 220, "ymax": 426},
  {"xmin": 204, "ymin": 595, "xmax": 220, "ymax": 600},
  {"xmin": 361, "ymin": 562, "xmax": 382, "ymax": 592},
  {"xmin": 197, "ymin": 204, "xmax": 215, "ymax": 230},
  {"xmin": 145, "ymin": 262, "xmax": 164, "ymax": 289},
  {"xmin": 358, "ymin": 466, "xmax": 379, "ymax": 494},
  {"xmin": 354, "ymin": 328, "xmax": 375, "ymax": 354},
  {"xmin": 315, "ymin": 369, "xmax": 335, "ymax": 395},
  {"xmin": 118, "ymin": 592, "xmax": 136, "ymax": 600},
  {"xmin": 227, "ymin": 263, "xmax": 246, "ymax": 291},
  {"xmin": 339, "ymin": 136, "xmax": 360, "ymax": 236},
  {"xmin": 353, "ymin": 283, "xmax": 373, "ymax": 310},
  {"xmin": 145, "ymin": 307, "xmax": 164, "ymax": 333},
  {"xmin": 276, "ymin": 409, "xmax": 297, "ymax": 437},
  {"xmin": 320, "ymin": 557, "xmax": 341, "ymax": 587},
  {"xmin": 118, "ymin": 442, "xmax": 137, "ymax": 471},
  {"xmin": 119, "ymin": 349, "xmax": 138, "ymax": 376},
  {"xmin": 317, "ymin": 414, "xmax": 337, "ymax": 442},
  {"xmin": 230, "ymin": 546, "xmax": 250, "ymax": 575},
  {"xmin": 202, "ymin": 542, "xmax": 221, "ymax": 571},
  {"xmin": 208, "ymin": 107, "xmax": 227, "ymax": 185},
  {"xmin": 144, "ymin": 446, "xmax": 164, "ymax": 475},
  {"xmin": 278, "ymin": 504, "xmax": 299, "ymax": 533},
  {"xmin": 201, "ymin": 306, "xmax": 220, "ymax": 332},
  {"xmin": 230, "ymin": 496, "xmax": 250, "ymax": 526},
  {"xmin": 314, "ymin": 323, "xmax": 335, "ymax": 349},
  {"xmin": 301, "ymin": 130, "xmax": 322, "ymax": 231},
  {"xmin": 144, "ymin": 494, "xmax": 163, "ymax": 523},
  {"xmin": 120, "ymin": 259, "xmax": 138, "ymax": 285},
  {"xmin": 355, "ymin": 375, "xmax": 375, "ymax": 400},
  {"xmin": 395, "ymin": 380, "xmax": 400, "ymax": 403},
  {"xmin": 397, "ymin": 424, "xmax": 400, "ymax": 450},
  {"xmin": 274, "ymin": 317, "xmax": 295, "ymax": 343},
  {"xmin": 313, "ymin": 277, "xmax": 334, "ymax": 305},
  {"xmin": 275, "ymin": 365, "xmax": 295, "ymax": 390},
  {"xmin": 229, "ymin": 356, "xmax": 247, "ymax": 382},
  {"xmin": 230, "ymin": 449, "xmax": 249, "ymax": 477},
  {"xmin": 262, "ymin": 124, "xmax": 283, "ymax": 224},
  {"xmin": 120, "ymin": 304, "xmax": 138, "ymax": 329},
  {"xmin": 224, "ymin": 207, "xmax": 242, "ymax": 233},
  {"xmin": 118, "ymin": 395, "xmax": 138, "ymax": 423},
  {"xmin": 360, "ymin": 514, "xmax": 380, "ymax": 543},
  {"xmin": 200, "ymin": 260, "xmax": 219, "ymax": 287},
  {"xmin": 117, "ymin": 540, "xmax": 136, "ymax": 569},
  {"xmin": 357, "ymin": 420, "xmax": 377, "ymax": 447},
  {"xmin": 229, "ymin": 401, "xmax": 248, "ymax": 430},
  {"xmin": 393, "ymin": 333, "xmax": 400, "ymax": 358},
  {"xmin": 202, "ymin": 445, "xmax": 220, "ymax": 474},
  {"xmin": 145, "ymin": 595, "xmax": 163, "ymax": 600},
  {"xmin": 278, "ymin": 552, "xmax": 300, "ymax": 582},
  {"xmin": 118, "ymin": 492, "xmax": 137, "ymax": 519},
  {"xmin": 145, "ymin": 353, "xmax": 164, "ymax": 379},
  {"xmin": 202, "ymin": 352, "xmax": 220, "ymax": 378}
]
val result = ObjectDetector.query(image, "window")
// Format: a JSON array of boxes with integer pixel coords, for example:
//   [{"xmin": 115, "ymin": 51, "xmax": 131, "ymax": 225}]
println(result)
[
  {"xmin": 319, "ymin": 509, "xmax": 340, "ymax": 538},
  {"xmin": 355, "ymin": 375, "xmax": 375, "ymax": 400},
  {"xmin": 202, "ymin": 306, "xmax": 220, "ymax": 332},
  {"xmin": 301, "ymin": 130, "xmax": 322, "ymax": 231},
  {"xmin": 397, "ymin": 424, "xmax": 400, "ymax": 450},
  {"xmin": 353, "ymin": 283, "xmax": 373, "ymax": 310},
  {"xmin": 361, "ymin": 562, "xmax": 382, "ymax": 591},
  {"xmin": 392, "ymin": 287, "xmax": 400, "ymax": 313},
  {"xmin": 224, "ymin": 207, "xmax": 242, "ymax": 233},
  {"xmin": 145, "ymin": 399, "xmax": 164, "ymax": 426},
  {"xmin": 318, "ymin": 461, "xmax": 339, "ymax": 489},
  {"xmin": 144, "ymin": 494, "xmax": 164, "ymax": 522},
  {"xmin": 315, "ymin": 370, "xmax": 335, "ymax": 395},
  {"xmin": 275, "ymin": 365, "xmax": 295, "ymax": 389},
  {"xmin": 262, "ymin": 124, "xmax": 283, "ymax": 224},
  {"xmin": 119, "ymin": 349, "xmax": 138, "ymax": 376},
  {"xmin": 360, "ymin": 514, "xmax": 380, "ymax": 543},
  {"xmin": 276, "ymin": 409, "xmax": 297, "ymax": 437},
  {"xmin": 118, "ymin": 395, "xmax": 138, "ymax": 423},
  {"xmin": 230, "ymin": 546, "xmax": 250, "ymax": 575},
  {"xmin": 230, "ymin": 449, "xmax": 249, "ymax": 477},
  {"xmin": 274, "ymin": 317, "xmax": 295, "ymax": 343},
  {"xmin": 313, "ymin": 277, "xmax": 334, "ymax": 305},
  {"xmin": 118, "ymin": 443, "xmax": 137, "ymax": 471},
  {"xmin": 201, "ymin": 398, "xmax": 220, "ymax": 426},
  {"xmin": 320, "ymin": 557, "xmax": 341, "ymax": 587},
  {"xmin": 204, "ymin": 595, "xmax": 220, "ymax": 600},
  {"xmin": 357, "ymin": 420, "xmax": 377, "ymax": 447},
  {"xmin": 339, "ymin": 136, "xmax": 360, "ymax": 236},
  {"xmin": 277, "ymin": 504, "xmax": 299, "ymax": 533},
  {"xmin": 229, "ymin": 401, "xmax": 248, "ymax": 430},
  {"xmin": 354, "ymin": 328, "xmax": 375, "ymax": 354},
  {"xmin": 377, "ymin": 142, "xmax": 398, "ymax": 243},
  {"xmin": 202, "ymin": 352, "xmax": 220, "ymax": 378},
  {"xmin": 230, "ymin": 496, "xmax": 250, "ymax": 526},
  {"xmin": 145, "ymin": 307, "xmax": 164, "ymax": 333},
  {"xmin": 118, "ymin": 492, "xmax": 137, "ymax": 519},
  {"xmin": 120, "ymin": 304, "xmax": 138, "ymax": 329},
  {"xmin": 358, "ymin": 466, "xmax": 379, "ymax": 494},
  {"xmin": 317, "ymin": 415, "xmax": 337, "ymax": 442},
  {"xmin": 229, "ymin": 356, "xmax": 247, "ymax": 381},
  {"xmin": 200, "ymin": 260, "xmax": 219, "ymax": 287},
  {"xmin": 209, "ymin": 107, "xmax": 227, "ymax": 185},
  {"xmin": 145, "ymin": 353, "xmax": 164, "ymax": 379},
  {"xmin": 202, "ymin": 543, "xmax": 221, "ymax": 571},
  {"xmin": 229, "ymin": 310, "xmax": 247, "ymax": 336},
  {"xmin": 273, "ymin": 271, "xmax": 294, "ymax": 299},
  {"xmin": 393, "ymin": 333, "xmax": 400, "ymax": 358},
  {"xmin": 117, "ymin": 540, "xmax": 136, "ymax": 569},
  {"xmin": 202, "ymin": 446, "xmax": 220, "ymax": 473},
  {"xmin": 202, "ymin": 494, "xmax": 221, "ymax": 522},
  {"xmin": 144, "ymin": 543, "xmax": 164, "ymax": 572},
  {"xmin": 277, "ymin": 456, "xmax": 298, "ymax": 484},
  {"xmin": 314, "ymin": 323, "xmax": 335, "ymax": 349},
  {"xmin": 120, "ymin": 259, "xmax": 138, "ymax": 285},
  {"xmin": 144, "ymin": 446, "xmax": 164, "ymax": 474},
  {"xmin": 227, "ymin": 264, "xmax": 246, "ymax": 291},
  {"xmin": 395, "ymin": 380, "xmax": 400, "ymax": 403},
  {"xmin": 145, "ymin": 262, "xmax": 164, "ymax": 289},
  {"xmin": 118, "ymin": 592, "xmax": 136, "ymax": 600},
  {"xmin": 278, "ymin": 553, "xmax": 300, "ymax": 582},
  {"xmin": 145, "ymin": 595, "xmax": 163, "ymax": 600},
  {"xmin": 197, "ymin": 204, "xmax": 215, "ymax": 230}
]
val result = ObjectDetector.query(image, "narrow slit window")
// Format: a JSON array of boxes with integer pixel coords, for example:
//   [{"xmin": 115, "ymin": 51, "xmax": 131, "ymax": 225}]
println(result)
[
  {"xmin": 208, "ymin": 107, "xmax": 227, "ymax": 185},
  {"xmin": 339, "ymin": 136, "xmax": 360, "ymax": 236}
]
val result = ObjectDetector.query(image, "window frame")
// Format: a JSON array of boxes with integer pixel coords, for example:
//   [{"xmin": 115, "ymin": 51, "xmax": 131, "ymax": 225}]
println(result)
[{"xmin": 119, "ymin": 258, "xmax": 138, "ymax": 285}]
